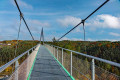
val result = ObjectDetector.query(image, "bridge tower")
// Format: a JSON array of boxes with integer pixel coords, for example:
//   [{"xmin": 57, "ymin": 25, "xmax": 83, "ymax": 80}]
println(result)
[{"xmin": 40, "ymin": 27, "xmax": 44, "ymax": 45}]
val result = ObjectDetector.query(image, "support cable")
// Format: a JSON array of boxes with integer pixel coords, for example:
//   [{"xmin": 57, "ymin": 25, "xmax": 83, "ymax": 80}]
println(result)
[
  {"xmin": 12, "ymin": 14, "xmax": 22, "ymax": 73},
  {"xmin": 82, "ymin": 20, "xmax": 86, "ymax": 53},
  {"xmin": 14, "ymin": 15, "xmax": 22, "ymax": 58},
  {"xmin": 57, "ymin": 0, "xmax": 109, "ymax": 41},
  {"xmin": 14, "ymin": 0, "xmax": 34, "ymax": 40},
  {"xmin": 81, "ymin": 20, "xmax": 85, "ymax": 41}
]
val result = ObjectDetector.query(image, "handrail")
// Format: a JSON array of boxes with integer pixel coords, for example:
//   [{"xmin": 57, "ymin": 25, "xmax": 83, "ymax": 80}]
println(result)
[
  {"xmin": 0, "ymin": 44, "xmax": 39, "ymax": 72},
  {"xmin": 47, "ymin": 44, "xmax": 120, "ymax": 68}
]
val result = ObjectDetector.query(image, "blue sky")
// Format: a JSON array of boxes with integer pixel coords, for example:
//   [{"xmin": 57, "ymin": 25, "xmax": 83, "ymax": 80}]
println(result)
[{"xmin": 0, "ymin": 0, "xmax": 120, "ymax": 41}]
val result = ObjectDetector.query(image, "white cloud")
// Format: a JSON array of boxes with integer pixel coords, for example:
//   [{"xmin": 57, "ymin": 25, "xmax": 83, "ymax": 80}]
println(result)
[
  {"xmin": 88, "ymin": 14, "xmax": 120, "ymax": 29},
  {"xmin": 103, "ymin": 39, "xmax": 120, "ymax": 42},
  {"xmin": 75, "ymin": 27, "xmax": 83, "ymax": 33},
  {"xmin": 61, "ymin": 37, "xmax": 83, "ymax": 41},
  {"xmin": 0, "ymin": 18, "xmax": 50, "ymax": 40},
  {"xmin": 24, "ymin": 12, "xmax": 61, "ymax": 16},
  {"xmin": 11, "ymin": 0, "xmax": 33, "ymax": 9},
  {"xmin": 83, "ymin": 38, "xmax": 120, "ymax": 42},
  {"xmin": 87, "ymin": 38, "xmax": 96, "ymax": 41},
  {"xmin": 61, "ymin": 37, "xmax": 120, "ymax": 42},
  {"xmin": 109, "ymin": 32, "xmax": 120, "ymax": 37},
  {"xmin": 0, "ymin": 11, "xmax": 16, "ymax": 14},
  {"xmin": 59, "ymin": 37, "xmax": 120, "ymax": 41},
  {"xmin": 28, "ymin": 19, "xmax": 50, "ymax": 27},
  {"xmin": 57, "ymin": 16, "xmax": 83, "ymax": 33},
  {"xmin": 57, "ymin": 14, "xmax": 120, "ymax": 29},
  {"xmin": 26, "ymin": 19, "xmax": 50, "ymax": 34},
  {"xmin": 0, "ymin": 11, "xmax": 61, "ymax": 16},
  {"xmin": 110, "ymin": 0, "xmax": 117, "ymax": 2},
  {"xmin": 57, "ymin": 14, "xmax": 120, "ymax": 34},
  {"xmin": 57, "ymin": 16, "xmax": 81, "ymax": 27}
]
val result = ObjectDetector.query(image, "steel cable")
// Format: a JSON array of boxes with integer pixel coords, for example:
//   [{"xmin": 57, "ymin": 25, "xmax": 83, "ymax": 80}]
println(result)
[
  {"xmin": 14, "ymin": 0, "xmax": 34, "ymax": 40},
  {"xmin": 14, "ymin": 16, "xmax": 22, "ymax": 58},
  {"xmin": 82, "ymin": 20, "xmax": 87, "ymax": 53},
  {"xmin": 12, "ymin": 15, "xmax": 22, "ymax": 73},
  {"xmin": 57, "ymin": 0, "xmax": 109, "ymax": 41}
]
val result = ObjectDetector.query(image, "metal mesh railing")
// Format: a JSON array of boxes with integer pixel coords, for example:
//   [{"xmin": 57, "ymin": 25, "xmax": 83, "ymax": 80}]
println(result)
[
  {"xmin": 0, "ymin": 44, "xmax": 39, "ymax": 80},
  {"xmin": 58, "ymin": 49, "xmax": 62, "ymax": 64},
  {"xmin": 63, "ymin": 50, "xmax": 71, "ymax": 73},
  {"xmin": 72, "ymin": 66, "xmax": 90, "ymax": 80},
  {"xmin": 45, "ymin": 44, "xmax": 120, "ymax": 80},
  {"xmin": 72, "ymin": 54, "xmax": 91, "ymax": 80},
  {"xmin": 95, "ymin": 65, "xmax": 120, "ymax": 80},
  {"xmin": 8, "ymin": 45, "xmax": 40, "ymax": 80},
  {"xmin": 46, "ymin": 44, "xmax": 90, "ymax": 80}
]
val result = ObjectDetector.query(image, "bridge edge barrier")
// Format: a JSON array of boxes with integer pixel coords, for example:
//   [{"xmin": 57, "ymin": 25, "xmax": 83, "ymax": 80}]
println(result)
[{"xmin": 44, "ymin": 46, "xmax": 75, "ymax": 80}]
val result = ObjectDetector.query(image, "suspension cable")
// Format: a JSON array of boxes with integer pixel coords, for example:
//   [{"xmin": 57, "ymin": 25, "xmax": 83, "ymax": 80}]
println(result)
[
  {"xmin": 14, "ymin": 0, "xmax": 34, "ymax": 40},
  {"xmin": 57, "ymin": 0, "xmax": 109, "ymax": 41}
]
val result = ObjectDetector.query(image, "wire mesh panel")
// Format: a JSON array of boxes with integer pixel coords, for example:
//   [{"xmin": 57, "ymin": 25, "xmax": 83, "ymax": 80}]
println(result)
[
  {"xmin": 7, "ymin": 45, "xmax": 39, "ymax": 80},
  {"xmin": 53, "ymin": 47, "xmax": 57, "ymax": 58},
  {"xmin": 0, "ymin": 64, "xmax": 15, "ymax": 80},
  {"xmin": 63, "ymin": 50, "xmax": 71, "ymax": 73},
  {"xmin": 95, "ymin": 65, "xmax": 120, "ymax": 80},
  {"xmin": 47, "ymin": 45, "xmax": 62, "ymax": 64},
  {"xmin": 58, "ymin": 49, "xmax": 62, "ymax": 64},
  {"xmin": 72, "ymin": 53, "xmax": 91, "ymax": 80},
  {"xmin": 72, "ymin": 66, "xmax": 90, "ymax": 80}
]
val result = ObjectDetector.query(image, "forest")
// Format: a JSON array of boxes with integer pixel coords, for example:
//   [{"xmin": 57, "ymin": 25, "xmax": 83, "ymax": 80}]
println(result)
[
  {"xmin": 46, "ymin": 40, "xmax": 120, "ymax": 77},
  {"xmin": 0, "ymin": 40, "xmax": 39, "ymax": 77}
]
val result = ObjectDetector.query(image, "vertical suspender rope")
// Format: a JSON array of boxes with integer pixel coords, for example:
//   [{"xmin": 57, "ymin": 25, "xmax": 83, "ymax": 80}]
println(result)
[
  {"xmin": 82, "ymin": 20, "xmax": 86, "ymax": 53},
  {"xmin": 12, "ymin": 14, "xmax": 22, "ymax": 73},
  {"xmin": 82, "ymin": 20, "xmax": 85, "ymax": 41},
  {"xmin": 14, "ymin": 14, "xmax": 22, "ymax": 58}
]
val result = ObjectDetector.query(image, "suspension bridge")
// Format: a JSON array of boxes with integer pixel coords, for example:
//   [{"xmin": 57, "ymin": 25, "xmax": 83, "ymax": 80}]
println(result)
[{"xmin": 0, "ymin": 0, "xmax": 120, "ymax": 80}]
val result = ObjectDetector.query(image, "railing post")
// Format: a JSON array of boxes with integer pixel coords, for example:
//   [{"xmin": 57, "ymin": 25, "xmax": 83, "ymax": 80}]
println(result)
[
  {"xmin": 71, "ymin": 51, "xmax": 72, "ymax": 76},
  {"xmin": 51, "ymin": 46, "xmax": 52, "ymax": 53},
  {"xmin": 52, "ymin": 46, "xmax": 54, "ymax": 55},
  {"xmin": 53, "ymin": 46, "xmax": 54, "ymax": 56},
  {"xmin": 15, "ymin": 60, "xmax": 19, "ymax": 80},
  {"xmin": 54, "ymin": 47, "xmax": 55, "ymax": 57},
  {"xmin": 62, "ymin": 48, "xmax": 63, "ymax": 65},
  {"xmin": 27, "ymin": 51, "xmax": 29, "ymax": 76},
  {"xmin": 57, "ymin": 47, "xmax": 58, "ymax": 60},
  {"xmin": 32, "ymin": 48, "xmax": 33, "ymax": 52},
  {"xmin": 50, "ymin": 45, "xmax": 51, "ymax": 52},
  {"xmin": 91, "ymin": 59, "xmax": 95, "ymax": 80},
  {"xmin": 28, "ymin": 51, "xmax": 29, "ymax": 56}
]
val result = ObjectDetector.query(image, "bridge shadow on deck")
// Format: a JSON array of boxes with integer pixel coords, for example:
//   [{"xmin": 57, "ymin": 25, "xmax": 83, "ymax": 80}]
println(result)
[{"xmin": 30, "ymin": 45, "xmax": 72, "ymax": 80}]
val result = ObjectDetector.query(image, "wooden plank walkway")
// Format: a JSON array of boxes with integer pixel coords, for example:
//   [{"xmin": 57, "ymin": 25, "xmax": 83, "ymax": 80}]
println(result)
[{"xmin": 29, "ymin": 45, "xmax": 72, "ymax": 80}]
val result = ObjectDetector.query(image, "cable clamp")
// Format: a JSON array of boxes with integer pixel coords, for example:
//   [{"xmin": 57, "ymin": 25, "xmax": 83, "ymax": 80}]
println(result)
[
  {"xmin": 81, "ymin": 19, "xmax": 85, "ymax": 26},
  {"xmin": 20, "ymin": 13, "xmax": 23, "ymax": 20}
]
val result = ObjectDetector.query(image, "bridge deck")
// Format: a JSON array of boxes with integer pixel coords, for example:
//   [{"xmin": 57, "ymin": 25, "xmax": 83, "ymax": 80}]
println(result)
[{"xmin": 29, "ymin": 45, "xmax": 72, "ymax": 80}]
